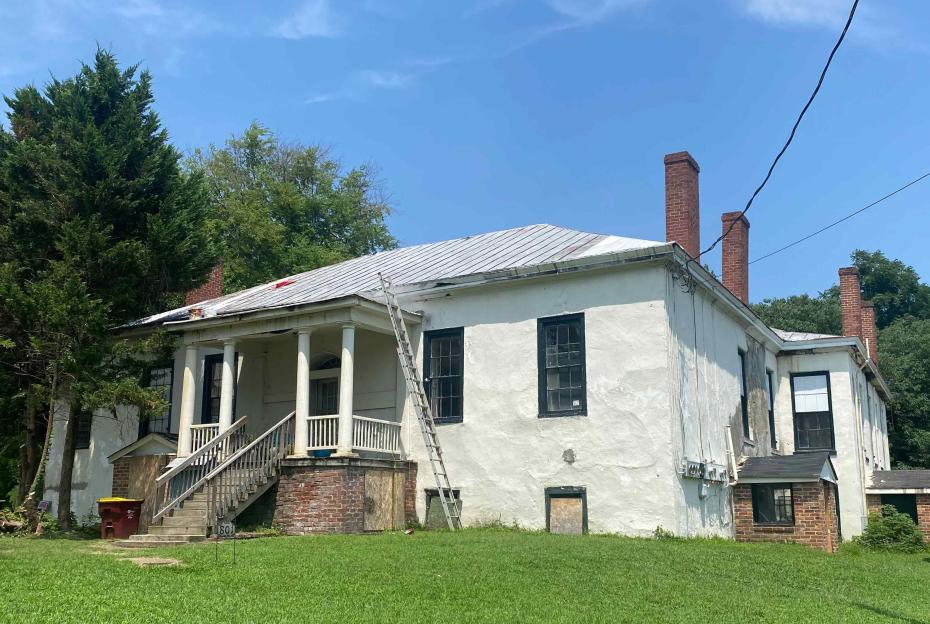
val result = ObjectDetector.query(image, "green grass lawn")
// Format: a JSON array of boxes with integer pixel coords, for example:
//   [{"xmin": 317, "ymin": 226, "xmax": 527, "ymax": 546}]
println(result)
[{"xmin": 1, "ymin": 530, "xmax": 928, "ymax": 624}]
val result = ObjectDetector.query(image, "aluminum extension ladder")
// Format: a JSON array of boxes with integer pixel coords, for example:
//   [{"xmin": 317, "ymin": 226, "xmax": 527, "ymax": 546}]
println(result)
[{"xmin": 378, "ymin": 273, "xmax": 461, "ymax": 530}]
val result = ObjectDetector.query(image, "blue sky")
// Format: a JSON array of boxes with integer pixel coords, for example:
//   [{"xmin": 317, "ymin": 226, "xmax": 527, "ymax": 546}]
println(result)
[{"xmin": 1, "ymin": 0, "xmax": 928, "ymax": 302}]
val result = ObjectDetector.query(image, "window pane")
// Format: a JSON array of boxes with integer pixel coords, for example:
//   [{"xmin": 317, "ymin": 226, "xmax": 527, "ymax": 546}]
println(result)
[
  {"xmin": 794, "ymin": 374, "xmax": 829, "ymax": 412},
  {"xmin": 425, "ymin": 329, "xmax": 464, "ymax": 422},
  {"xmin": 540, "ymin": 316, "xmax": 585, "ymax": 415}
]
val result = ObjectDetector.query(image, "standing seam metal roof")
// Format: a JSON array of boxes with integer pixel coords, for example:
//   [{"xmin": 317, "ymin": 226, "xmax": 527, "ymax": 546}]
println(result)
[{"xmin": 132, "ymin": 224, "xmax": 663, "ymax": 326}]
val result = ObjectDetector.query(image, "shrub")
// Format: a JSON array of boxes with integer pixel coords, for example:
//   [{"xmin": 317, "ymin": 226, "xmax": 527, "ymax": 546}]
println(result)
[{"xmin": 857, "ymin": 505, "xmax": 926, "ymax": 553}]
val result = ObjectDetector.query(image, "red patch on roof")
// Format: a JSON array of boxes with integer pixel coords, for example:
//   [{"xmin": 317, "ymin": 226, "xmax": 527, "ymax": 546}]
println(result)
[{"xmin": 274, "ymin": 279, "xmax": 295, "ymax": 289}]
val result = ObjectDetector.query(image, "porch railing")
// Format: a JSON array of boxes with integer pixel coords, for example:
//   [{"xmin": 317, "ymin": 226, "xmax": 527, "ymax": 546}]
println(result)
[
  {"xmin": 307, "ymin": 415, "xmax": 339, "ymax": 450},
  {"xmin": 206, "ymin": 411, "xmax": 295, "ymax": 529},
  {"xmin": 352, "ymin": 415, "xmax": 401, "ymax": 454},
  {"xmin": 191, "ymin": 423, "xmax": 219, "ymax": 453},
  {"xmin": 304, "ymin": 414, "xmax": 401, "ymax": 455},
  {"xmin": 152, "ymin": 417, "xmax": 249, "ymax": 524}
]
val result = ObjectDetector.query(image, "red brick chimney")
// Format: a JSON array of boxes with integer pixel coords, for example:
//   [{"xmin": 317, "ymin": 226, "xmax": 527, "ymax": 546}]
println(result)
[
  {"xmin": 839, "ymin": 266, "xmax": 862, "ymax": 343},
  {"xmin": 185, "ymin": 262, "xmax": 224, "ymax": 306},
  {"xmin": 664, "ymin": 151, "xmax": 700, "ymax": 258},
  {"xmin": 861, "ymin": 300, "xmax": 878, "ymax": 362},
  {"xmin": 721, "ymin": 211, "xmax": 750, "ymax": 304}
]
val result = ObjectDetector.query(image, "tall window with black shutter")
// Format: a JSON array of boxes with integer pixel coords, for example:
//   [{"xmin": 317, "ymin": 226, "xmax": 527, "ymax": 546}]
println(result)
[
  {"xmin": 201, "ymin": 353, "xmax": 237, "ymax": 424},
  {"xmin": 791, "ymin": 372, "xmax": 834, "ymax": 451},
  {"xmin": 424, "ymin": 328, "xmax": 464, "ymax": 423},
  {"xmin": 140, "ymin": 365, "xmax": 173, "ymax": 437},
  {"xmin": 738, "ymin": 351, "xmax": 750, "ymax": 438},
  {"xmin": 75, "ymin": 412, "xmax": 93, "ymax": 450},
  {"xmin": 767, "ymin": 370, "xmax": 777, "ymax": 449},
  {"xmin": 538, "ymin": 314, "xmax": 586, "ymax": 417}
]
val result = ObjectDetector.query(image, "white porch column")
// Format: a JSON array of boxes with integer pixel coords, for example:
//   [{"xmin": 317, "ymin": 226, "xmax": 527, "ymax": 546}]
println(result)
[
  {"xmin": 292, "ymin": 328, "xmax": 312, "ymax": 457},
  {"xmin": 218, "ymin": 339, "xmax": 236, "ymax": 432},
  {"xmin": 176, "ymin": 344, "xmax": 199, "ymax": 457},
  {"xmin": 334, "ymin": 323, "xmax": 357, "ymax": 457}
]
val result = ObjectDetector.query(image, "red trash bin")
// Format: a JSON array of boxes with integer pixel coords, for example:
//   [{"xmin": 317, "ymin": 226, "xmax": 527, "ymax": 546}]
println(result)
[{"xmin": 97, "ymin": 497, "xmax": 143, "ymax": 539}]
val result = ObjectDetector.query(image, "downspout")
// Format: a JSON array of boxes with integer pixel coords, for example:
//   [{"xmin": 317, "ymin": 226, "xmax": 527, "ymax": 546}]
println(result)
[{"xmin": 725, "ymin": 424, "xmax": 739, "ymax": 533}]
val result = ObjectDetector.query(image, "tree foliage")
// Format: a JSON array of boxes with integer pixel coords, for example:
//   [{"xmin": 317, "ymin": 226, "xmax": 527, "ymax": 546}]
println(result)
[
  {"xmin": 0, "ymin": 49, "xmax": 214, "ymax": 524},
  {"xmin": 189, "ymin": 122, "xmax": 397, "ymax": 293}
]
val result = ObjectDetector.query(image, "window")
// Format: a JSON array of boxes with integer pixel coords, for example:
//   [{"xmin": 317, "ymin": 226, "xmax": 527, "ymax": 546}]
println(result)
[
  {"xmin": 791, "ymin": 372, "xmax": 834, "ymax": 451},
  {"xmin": 545, "ymin": 486, "xmax": 587, "ymax": 534},
  {"xmin": 75, "ymin": 412, "xmax": 93, "ymax": 450},
  {"xmin": 312, "ymin": 378, "xmax": 339, "ymax": 415},
  {"xmin": 139, "ymin": 365, "xmax": 173, "ymax": 437},
  {"xmin": 538, "ymin": 314, "xmax": 586, "ymax": 417},
  {"xmin": 201, "ymin": 354, "xmax": 237, "ymax": 424},
  {"xmin": 751, "ymin": 484, "xmax": 794, "ymax": 525},
  {"xmin": 424, "ymin": 489, "xmax": 461, "ymax": 529},
  {"xmin": 738, "ymin": 351, "xmax": 750, "ymax": 438},
  {"xmin": 424, "ymin": 328, "xmax": 464, "ymax": 423},
  {"xmin": 767, "ymin": 370, "xmax": 777, "ymax": 449}
]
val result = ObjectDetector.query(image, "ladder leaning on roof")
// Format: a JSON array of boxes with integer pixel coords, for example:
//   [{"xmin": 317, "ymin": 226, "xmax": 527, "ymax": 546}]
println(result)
[{"xmin": 378, "ymin": 273, "xmax": 461, "ymax": 531}]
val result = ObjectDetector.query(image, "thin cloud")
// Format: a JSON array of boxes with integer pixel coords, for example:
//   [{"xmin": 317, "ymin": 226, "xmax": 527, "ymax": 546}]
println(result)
[
  {"xmin": 305, "ymin": 68, "xmax": 418, "ymax": 104},
  {"xmin": 274, "ymin": 0, "xmax": 339, "ymax": 39},
  {"xmin": 544, "ymin": 0, "xmax": 646, "ymax": 24}
]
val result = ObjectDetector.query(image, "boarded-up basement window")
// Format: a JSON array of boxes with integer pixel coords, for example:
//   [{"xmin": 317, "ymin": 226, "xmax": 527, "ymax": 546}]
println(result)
[
  {"xmin": 546, "ymin": 486, "xmax": 587, "ymax": 534},
  {"xmin": 425, "ymin": 489, "xmax": 461, "ymax": 529}
]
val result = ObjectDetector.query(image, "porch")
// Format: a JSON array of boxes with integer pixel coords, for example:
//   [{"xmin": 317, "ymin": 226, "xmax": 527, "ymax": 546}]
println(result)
[
  {"xmin": 173, "ymin": 296, "xmax": 420, "ymax": 460},
  {"xmin": 122, "ymin": 297, "xmax": 422, "ymax": 544}
]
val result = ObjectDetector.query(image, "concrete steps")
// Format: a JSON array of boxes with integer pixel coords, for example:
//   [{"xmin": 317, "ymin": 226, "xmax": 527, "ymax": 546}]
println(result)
[{"xmin": 114, "ymin": 533, "xmax": 207, "ymax": 549}]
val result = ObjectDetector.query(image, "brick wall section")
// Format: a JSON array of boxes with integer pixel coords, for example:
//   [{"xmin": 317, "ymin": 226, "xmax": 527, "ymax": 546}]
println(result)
[
  {"xmin": 185, "ymin": 262, "xmax": 223, "ymax": 306},
  {"xmin": 861, "ymin": 301, "xmax": 878, "ymax": 362},
  {"xmin": 111, "ymin": 454, "xmax": 172, "ymax": 533},
  {"xmin": 839, "ymin": 267, "xmax": 863, "ymax": 343},
  {"xmin": 721, "ymin": 211, "xmax": 750, "ymax": 304},
  {"xmin": 866, "ymin": 493, "xmax": 930, "ymax": 540},
  {"xmin": 918, "ymin": 494, "xmax": 930, "ymax": 540},
  {"xmin": 734, "ymin": 481, "xmax": 839, "ymax": 552},
  {"xmin": 664, "ymin": 151, "xmax": 701, "ymax": 259},
  {"xmin": 273, "ymin": 458, "xmax": 417, "ymax": 535}
]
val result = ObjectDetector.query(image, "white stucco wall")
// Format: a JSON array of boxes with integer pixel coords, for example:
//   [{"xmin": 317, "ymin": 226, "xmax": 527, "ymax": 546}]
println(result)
[
  {"xmin": 775, "ymin": 349, "xmax": 890, "ymax": 538},
  {"xmin": 401, "ymin": 264, "xmax": 683, "ymax": 535},
  {"xmin": 43, "ymin": 404, "xmax": 139, "ymax": 521}
]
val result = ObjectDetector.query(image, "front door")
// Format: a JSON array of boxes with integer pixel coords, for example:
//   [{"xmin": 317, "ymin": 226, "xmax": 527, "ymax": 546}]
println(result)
[{"xmin": 312, "ymin": 378, "xmax": 339, "ymax": 415}]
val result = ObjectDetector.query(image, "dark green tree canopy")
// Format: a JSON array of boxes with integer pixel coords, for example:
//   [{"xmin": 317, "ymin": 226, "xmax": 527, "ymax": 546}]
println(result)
[
  {"xmin": 189, "ymin": 122, "xmax": 397, "ymax": 293},
  {"xmin": 1, "ymin": 49, "xmax": 215, "ymax": 320}
]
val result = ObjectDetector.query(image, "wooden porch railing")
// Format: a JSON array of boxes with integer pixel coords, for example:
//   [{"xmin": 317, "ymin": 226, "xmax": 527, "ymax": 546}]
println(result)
[
  {"xmin": 206, "ymin": 412, "xmax": 295, "ymax": 528},
  {"xmin": 307, "ymin": 415, "xmax": 339, "ymax": 450},
  {"xmin": 152, "ymin": 417, "xmax": 249, "ymax": 524},
  {"xmin": 191, "ymin": 423, "xmax": 219, "ymax": 452},
  {"xmin": 352, "ymin": 415, "xmax": 401, "ymax": 454}
]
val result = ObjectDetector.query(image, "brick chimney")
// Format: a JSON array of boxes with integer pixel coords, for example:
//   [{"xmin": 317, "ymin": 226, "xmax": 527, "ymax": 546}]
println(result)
[
  {"xmin": 185, "ymin": 262, "xmax": 224, "ymax": 306},
  {"xmin": 839, "ymin": 266, "xmax": 862, "ymax": 343},
  {"xmin": 664, "ymin": 151, "xmax": 700, "ymax": 258},
  {"xmin": 721, "ymin": 211, "xmax": 750, "ymax": 304},
  {"xmin": 861, "ymin": 300, "xmax": 878, "ymax": 362}
]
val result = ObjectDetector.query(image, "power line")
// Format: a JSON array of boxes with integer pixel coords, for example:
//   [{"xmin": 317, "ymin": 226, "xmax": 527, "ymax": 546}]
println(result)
[
  {"xmin": 694, "ymin": 0, "xmax": 860, "ymax": 262},
  {"xmin": 749, "ymin": 170, "xmax": 930, "ymax": 265}
]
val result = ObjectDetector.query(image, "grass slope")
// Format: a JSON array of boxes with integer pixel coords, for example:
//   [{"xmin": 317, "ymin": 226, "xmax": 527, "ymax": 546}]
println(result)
[{"xmin": 1, "ymin": 530, "xmax": 928, "ymax": 623}]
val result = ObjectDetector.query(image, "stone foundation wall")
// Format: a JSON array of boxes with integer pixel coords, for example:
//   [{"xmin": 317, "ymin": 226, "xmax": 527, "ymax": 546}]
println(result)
[
  {"xmin": 111, "ymin": 454, "xmax": 172, "ymax": 533},
  {"xmin": 273, "ymin": 458, "xmax": 417, "ymax": 535},
  {"xmin": 734, "ymin": 481, "xmax": 838, "ymax": 552}
]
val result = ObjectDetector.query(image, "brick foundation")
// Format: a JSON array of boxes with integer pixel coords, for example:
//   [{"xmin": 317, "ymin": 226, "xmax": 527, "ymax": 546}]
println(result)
[
  {"xmin": 272, "ymin": 458, "xmax": 417, "ymax": 535},
  {"xmin": 734, "ymin": 480, "xmax": 839, "ymax": 552},
  {"xmin": 111, "ymin": 454, "xmax": 172, "ymax": 533}
]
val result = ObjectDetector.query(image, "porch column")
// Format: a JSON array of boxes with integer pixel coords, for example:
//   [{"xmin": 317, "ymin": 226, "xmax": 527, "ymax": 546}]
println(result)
[
  {"xmin": 176, "ymin": 344, "xmax": 199, "ymax": 457},
  {"xmin": 292, "ymin": 328, "xmax": 312, "ymax": 457},
  {"xmin": 334, "ymin": 323, "xmax": 357, "ymax": 457},
  {"xmin": 218, "ymin": 339, "xmax": 237, "ymax": 432}
]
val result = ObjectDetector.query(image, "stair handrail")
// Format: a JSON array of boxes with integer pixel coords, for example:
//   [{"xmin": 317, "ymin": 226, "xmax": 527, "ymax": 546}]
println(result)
[
  {"xmin": 152, "ymin": 417, "xmax": 249, "ymax": 523},
  {"xmin": 203, "ymin": 411, "xmax": 296, "ymax": 528}
]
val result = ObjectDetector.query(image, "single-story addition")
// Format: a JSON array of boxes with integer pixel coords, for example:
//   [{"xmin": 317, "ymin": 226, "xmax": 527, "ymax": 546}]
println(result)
[
  {"xmin": 866, "ymin": 470, "xmax": 930, "ymax": 540},
  {"xmin": 43, "ymin": 150, "xmax": 895, "ymax": 550}
]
